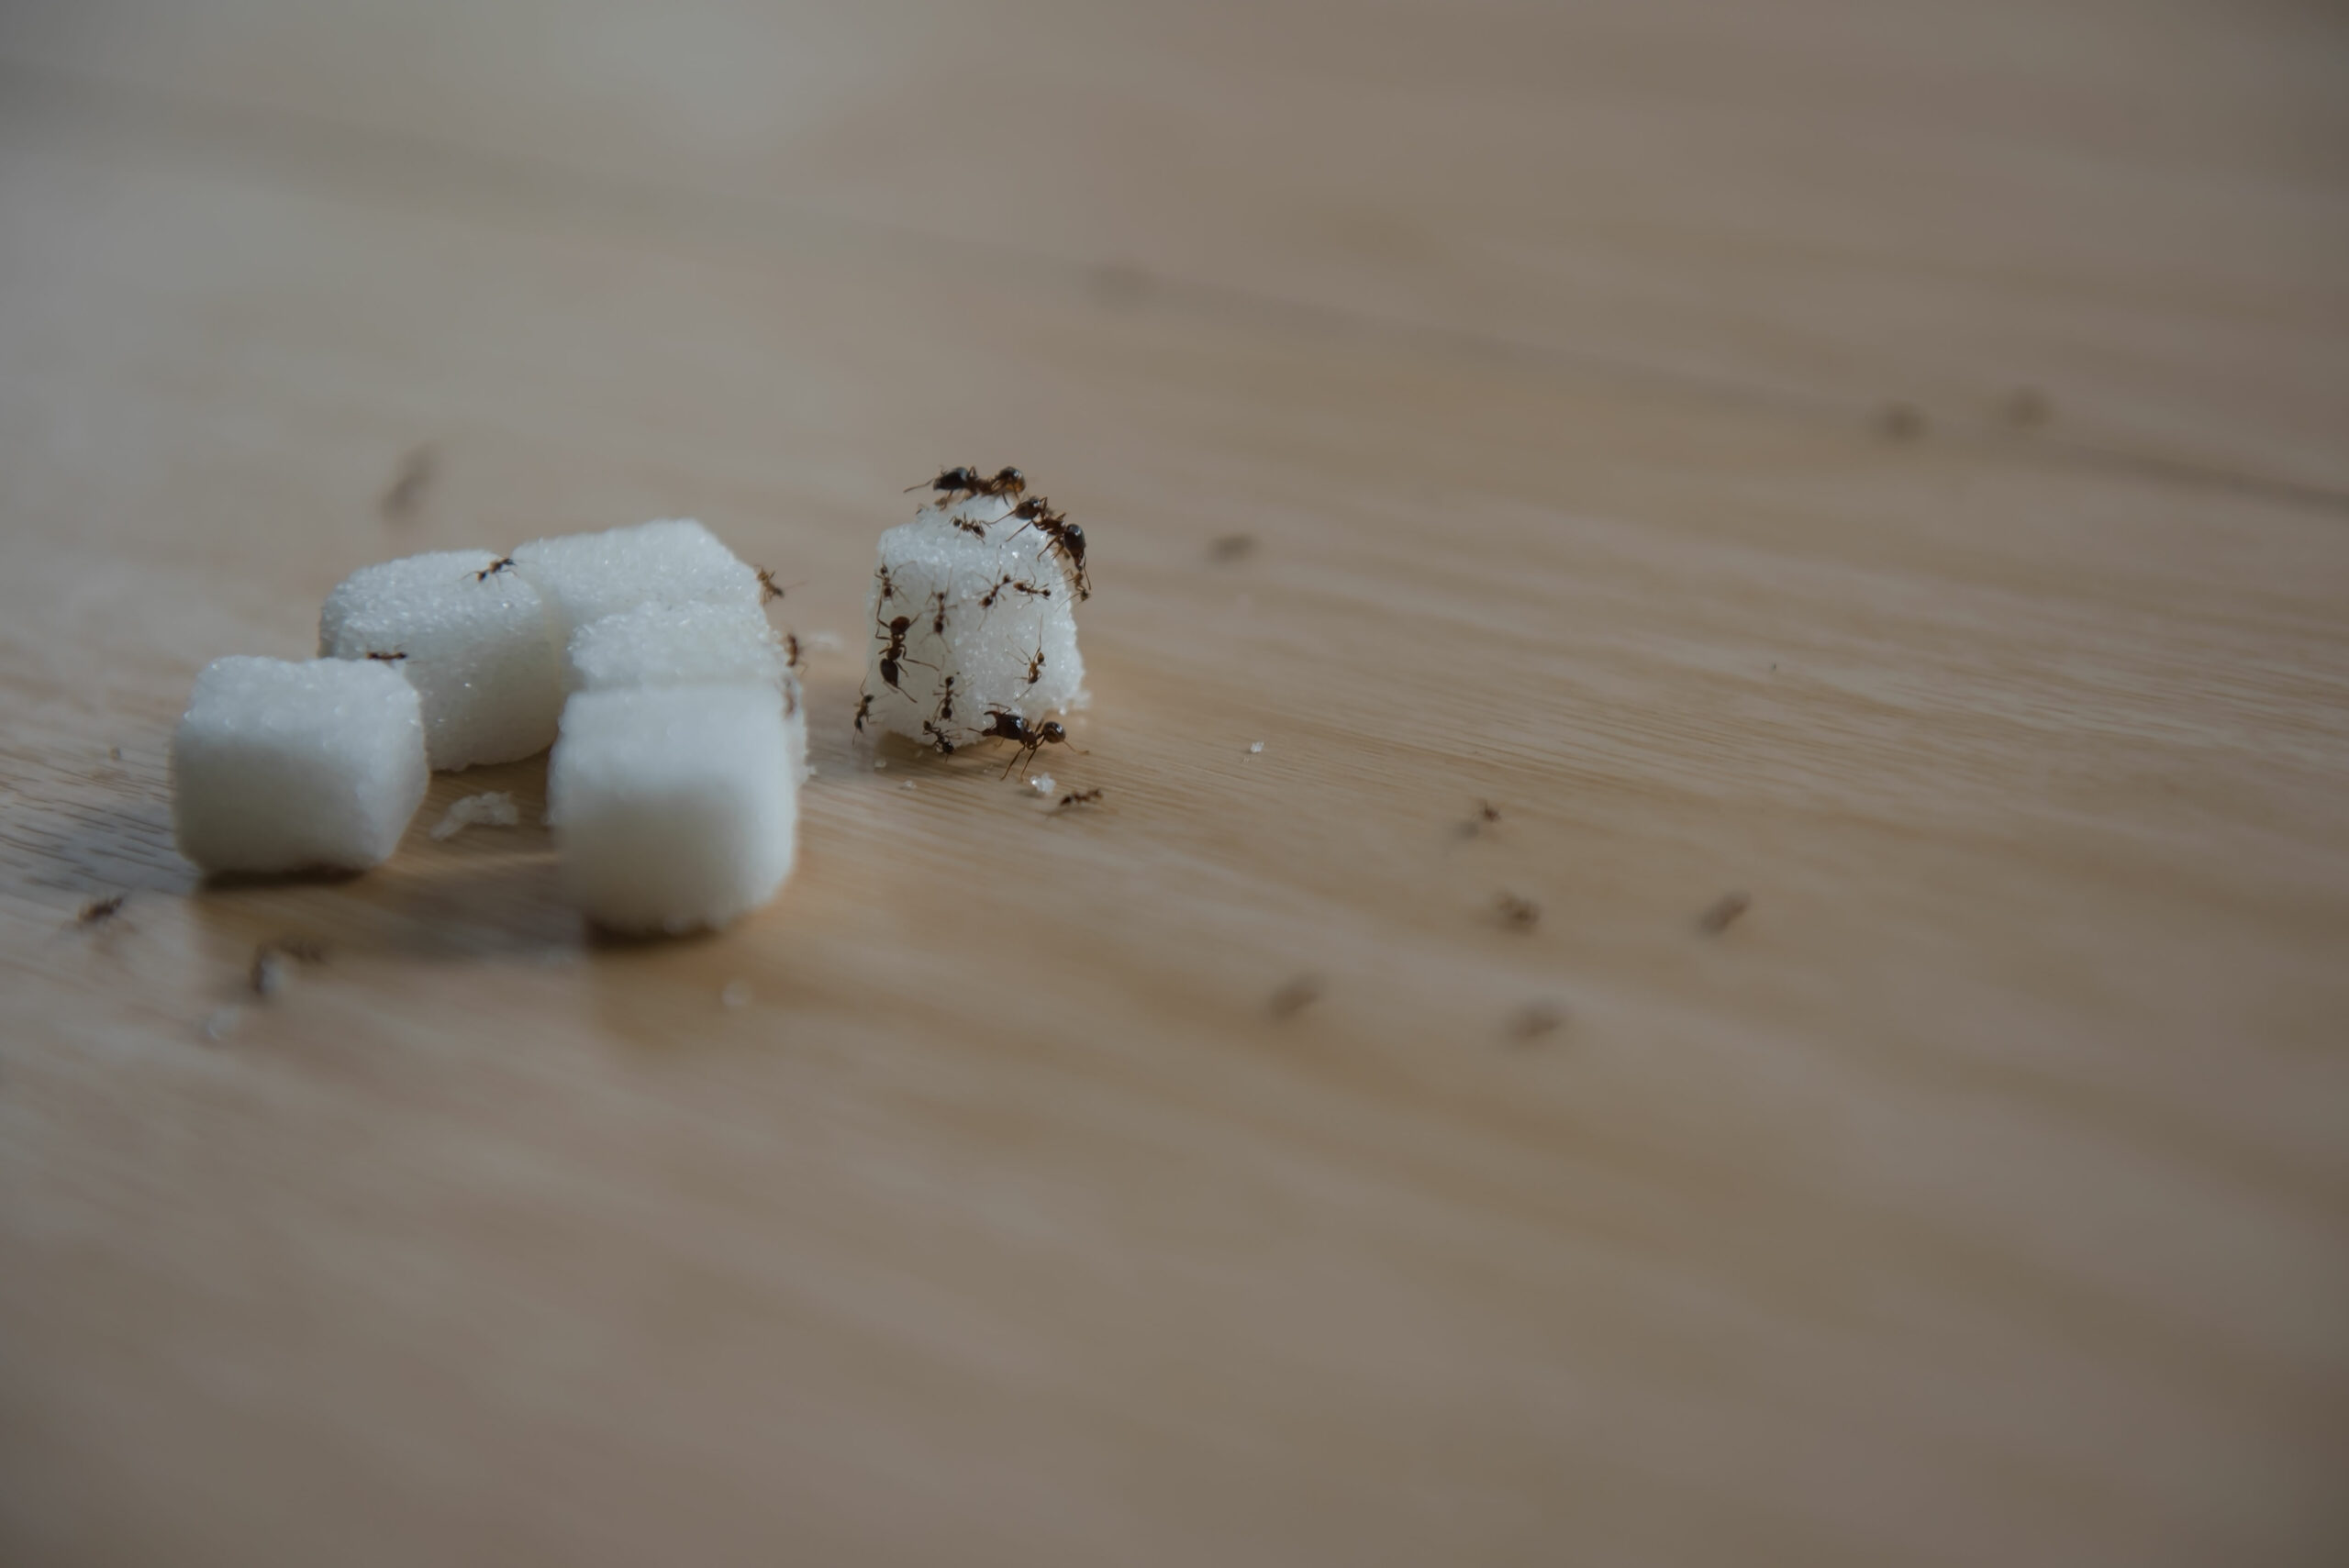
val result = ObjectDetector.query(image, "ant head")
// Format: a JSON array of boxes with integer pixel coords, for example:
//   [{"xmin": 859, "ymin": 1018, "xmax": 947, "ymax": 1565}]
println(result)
[
  {"xmin": 1041, "ymin": 722, "xmax": 1067, "ymax": 742},
  {"xmin": 993, "ymin": 466, "xmax": 1024, "ymax": 489},
  {"xmin": 1061, "ymin": 523, "xmax": 1085, "ymax": 546},
  {"xmin": 888, "ymin": 615, "xmax": 911, "ymax": 633}
]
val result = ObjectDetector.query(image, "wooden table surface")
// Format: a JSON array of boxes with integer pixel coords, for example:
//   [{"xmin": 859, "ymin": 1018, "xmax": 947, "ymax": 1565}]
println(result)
[{"xmin": 3, "ymin": 3, "xmax": 2345, "ymax": 1563}]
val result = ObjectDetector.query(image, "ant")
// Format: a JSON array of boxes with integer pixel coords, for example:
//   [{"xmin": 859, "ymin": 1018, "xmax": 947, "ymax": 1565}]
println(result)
[
  {"xmin": 1055, "ymin": 788, "xmax": 1103, "ymax": 811},
  {"xmin": 1004, "ymin": 499, "xmax": 1089, "ymax": 598},
  {"xmin": 974, "ymin": 707, "xmax": 1076, "ymax": 778},
  {"xmin": 473, "ymin": 556, "xmax": 515, "ymax": 581},
  {"xmin": 873, "ymin": 614, "xmax": 932, "ymax": 697},
  {"xmin": 978, "ymin": 573, "xmax": 1050, "ymax": 608},
  {"xmin": 922, "ymin": 720, "xmax": 958, "ymax": 755},
  {"xmin": 755, "ymin": 567, "xmax": 803, "ymax": 604},
  {"xmin": 874, "ymin": 563, "xmax": 901, "ymax": 605},
  {"xmin": 1698, "ymin": 892, "xmax": 1751, "ymax": 935},
  {"xmin": 783, "ymin": 633, "xmax": 802, "ymax": 670},
  {"xmin": 364, "ymin": 651, "xmax": 407, "ymax": 662},
  {"xmin": 1494, "ymin": 892, "xmax": 1542, "ymax": 930},
  {"xmin": 927, "ymin": 589, "xmax": 950, "ymax": 638},
  {"xmin": 931, "ymin": 674, "xmax": 958, "ymax": 727},
  {"xmin": 853, "ymin": 691, "xmax": 874, "ymax": 733},
  {"xmin": 906, "ymin": 466, "xmax": 1026, "ymax": 505},
  {"xmin": 1023, "ymin": 641, "xmax": 1046, "ymax": 685},
  {"xmin": 951, "ymin": 516, "xmax": 992, "ymax": 539},
  {"xmin": 75, "ymin": 894, "xmax": 126, "ymax": 927}
]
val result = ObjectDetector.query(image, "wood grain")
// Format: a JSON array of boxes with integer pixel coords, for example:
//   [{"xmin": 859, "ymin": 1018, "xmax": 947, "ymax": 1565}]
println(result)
[{"xmin": 2, "ymin": 4, "xmax": 2345, "ymax": 1565}]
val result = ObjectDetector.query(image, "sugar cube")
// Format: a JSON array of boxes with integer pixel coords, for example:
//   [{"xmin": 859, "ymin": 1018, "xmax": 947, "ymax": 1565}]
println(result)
[
  {"xmin": 863, "ymin": 495, "xmax": 1084, "ymax": 747},
  {"xmin": 317, "ymin": 549, "xmax": 565, "ymax": 770},
  {"xmin": 546, "ymin": 685, "xmax": 798, "ymax": 934},
  {"xmin": 563, "ymin": 597, "xmax": 807, "ymax": 778},
  {"xmin": 512, "ymin": 518, "xmax": 762, "ymax": 648},
  {"xmin": 172, "ymin": 656, "xmax": 429, "ymax": 874}
]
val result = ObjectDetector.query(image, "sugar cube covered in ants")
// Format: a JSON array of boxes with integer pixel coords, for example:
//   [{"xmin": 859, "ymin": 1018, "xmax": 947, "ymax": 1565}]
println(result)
[
  {"xmin": 547, "ymin": 684, "xmax": 799, "ymax": 935},
  {"xmin": 171, "ymin": 656, "xmax": 429, "ymax": 874},
  {"xmin": 511, "ymin": 518, "xmax": 763, "ymax": 648},
  {"xmin": 863, "ymin": 490, "xmax": 1085, "ymax": 750},
  {"xmin": 318, "ymin": 548, "xmax": 565, "ymax": 770},
  {"xmin": 564, "ymin": 597, "xmax": 807, "ymax": 779}
]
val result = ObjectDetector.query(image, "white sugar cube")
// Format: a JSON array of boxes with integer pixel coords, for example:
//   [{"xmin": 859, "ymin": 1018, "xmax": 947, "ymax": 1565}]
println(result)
[
  {"xmin": 317, "ymin": 549, "xmax": 564, "ymax": 770},
  {"xmin": 547, "ymin": 685, "xmax": 798, "ymax": 934},
  {"xmin": 863, "ymin": 495, "xmax": 1084, "ymax": 748},
  {"xmin": 563, "ymin": 598, "xmax": 807, "ymax": 778},
  {"xmin": 512, "ymin": 518, "xmax": 762, "ymax": 647},
  {"xmin": 172, "ymin": 656, "xmax": 429, "ymax": 874}
]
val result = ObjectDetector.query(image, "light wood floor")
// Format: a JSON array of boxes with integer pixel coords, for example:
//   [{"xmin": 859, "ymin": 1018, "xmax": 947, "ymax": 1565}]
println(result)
[{"xmin": 2, "ymin": 3, "xmax": 2344, "ymax": 1564}]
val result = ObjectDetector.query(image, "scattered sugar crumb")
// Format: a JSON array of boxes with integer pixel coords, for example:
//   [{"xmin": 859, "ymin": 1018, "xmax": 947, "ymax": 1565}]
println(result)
[
  {"xmin": 1247, "ymin": 741, "xmax": 1264, "ymax": 754},
  {"xmin": 430, "ymin": 791, "xmax": 521, "ymax": 840},
  {"xmin": 1030, "ymin": 773, "xmax": 1055, "ymax": 795},
  {"xmin": 900, "ymin": 779, "xmax": 918, "ymax": 791},
  {"xmin": 874, "ymin": 759, "xmax": 888, "ymax": 771},
  {"xmin": 249, "ymin": 948, "xmax": 293, "ymax": 997},
  {"xmin": 200, "ymin": 1006, "xmax": 242, "ymax": 1041},
  {"xmin": 721, "ymin": 980, "xmax": 751, "ymax": 1008}
]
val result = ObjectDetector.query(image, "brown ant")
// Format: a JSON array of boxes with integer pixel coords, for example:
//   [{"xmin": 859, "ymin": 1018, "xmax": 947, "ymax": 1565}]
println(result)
[
  {"xmin": 853, "ymin": 691, "xmax": 874, "ymax": 733},
  {"xmin": 922, "ymin": 720, "xmax": 958, "ymax": 755},
  {"xmin": 976, "ymin": 573, "xmax": 1050, "ymax": 628},
  {"xmin": 1055, "ymin": 788, "xmax": 1103, "ymax": 811},
  {"xmin": 974, "ymin": 707, "xmax": 1076, "ymax": 778},
  {"xmin": 873, "ymin": 614, "xmax": 932, "ymax": 697},
  {"xmin": 951, "ymin": 516, "xmax": 992, "ymax": 539},
  {"xmin": 906, "ymin": 466, "xmax": 1026, "ymax": 505},
  {"xmin": 1004, "ymin": 499, "xmax": 1089, "ymax": 598},
  {"xmin": 75, "ymin": 894, "xmax": 125, "ymax": 927},
  {"xmin": 380, "ymin": 445, "xmax": 433, "ymax": 524},
  {"xmin": 927, "ymin": 589, "xmax": 950, "ymax": 637},
  {"xmin": 1698, "ymin": 892, "xmax": 1751, "ymax": 935},
  {"xmin": 364, "ymin": 651, "xmax": 407, "ymax": 662},
  {"xmin": 783, "ymin": 633, "xmax": 802, "ymax": 670},
  {"xmin": 1494, "ymin": 892, "xmax": 1542, "ymax": 930},
  {"xmin": 755, "ymin": 567, "xmax": 803, "ymax": 604},
  {"xmin": 874, "ymin": 563, "xmax": 901, "ymax": 605},
  {"xmin": 931, "ymin": 674, "xmax": 958, "ymax": 726},
  {"xmin": 1023, "ymin": 641, "xmax": 1046, "ymax": 685},
  {"xmin": 473, "ymin": 556, "xmax": 516, "ymax": 581}
]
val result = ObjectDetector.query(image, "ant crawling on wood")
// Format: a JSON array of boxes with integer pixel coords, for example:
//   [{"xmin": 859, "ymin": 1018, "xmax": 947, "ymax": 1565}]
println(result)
[
  {"xmin": 1003, "ymin": 498, "xmax": 1089, "ymax": 599},
  {"xmin": 1055, "ymin": 788, "xmax": 1103, "ymax": 811},
  {"xmin": 873, "ymin": 614, "xmax": 932, "ymax": 698},
  {"xmin": 473, "ymin": 556, "xmax": 515, "ymax": 581},
  {"xmin": 974, "ymin": 707, "xmax": 1077, "ymax": 779},
  {"xmin": 906, "ymin": 466, "xmax": 1026, "ymax": 505},
  {"xmin": 75, "ymin": 894, "xmax": 126, "ymax": 927}
]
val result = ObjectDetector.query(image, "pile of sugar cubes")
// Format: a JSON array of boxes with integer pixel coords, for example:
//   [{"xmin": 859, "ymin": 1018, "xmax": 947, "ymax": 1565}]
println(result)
[
  {"xmin": 170, "ymin": 470, "xmax": 1091, "ymax": 938},
  {"xmin": 861, "ymin": 470, "xmax": 1088, "ymax": 762},
  {"xmin": 173, "ymin": 519, "xmax": 805, "ymax": 934}
]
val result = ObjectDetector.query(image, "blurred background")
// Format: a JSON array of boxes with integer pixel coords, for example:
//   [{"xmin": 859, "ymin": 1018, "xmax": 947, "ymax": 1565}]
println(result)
[{"xmin": 1, "ymin": 3, "xmax": 2344, "ymax": 1565}]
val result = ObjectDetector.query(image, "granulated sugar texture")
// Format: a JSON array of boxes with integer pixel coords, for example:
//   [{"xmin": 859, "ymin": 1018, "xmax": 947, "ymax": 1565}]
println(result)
[{"xmin": 172, "ymin": 656, "xmax": 429, "ymax": 874}]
